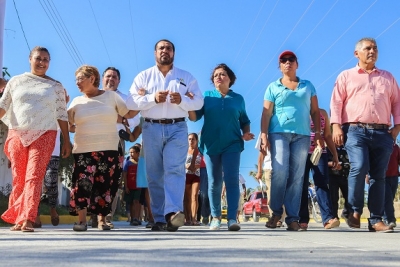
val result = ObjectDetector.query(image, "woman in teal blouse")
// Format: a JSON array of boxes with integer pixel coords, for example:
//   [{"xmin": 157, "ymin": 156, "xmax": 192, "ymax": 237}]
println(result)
[{"xmin": 189, "ymin": 63, "xmax": 254, "ymax": 231}]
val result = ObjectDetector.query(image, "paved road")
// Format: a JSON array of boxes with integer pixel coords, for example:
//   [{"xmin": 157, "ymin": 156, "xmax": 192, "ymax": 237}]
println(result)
[{"xmin": 1, "ymin": 221, "xmax": 400, "ymax": 266}]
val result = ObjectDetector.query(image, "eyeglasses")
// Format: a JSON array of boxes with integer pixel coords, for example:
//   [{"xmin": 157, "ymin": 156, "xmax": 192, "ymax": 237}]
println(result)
[
  {"xmin": 279, "ymin": 57, "xmax": 296, "ymax": 63},
  {"xmin": 75, "ymin": 76, "xmax": 88, "ymax": 82},
  {"xmin": 33, "ymin": 57, "xmax": 50, "ymax": 63}
]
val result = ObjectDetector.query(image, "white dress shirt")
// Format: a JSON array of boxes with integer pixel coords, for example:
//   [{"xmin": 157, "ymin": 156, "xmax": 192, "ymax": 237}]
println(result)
[
  {"xmin": 115, "ymin": 89, "xmax": 140, "ymax": 131},
  {"xmin": 127, "ymin": 65, "xmax": 203, "ymax": 119}
]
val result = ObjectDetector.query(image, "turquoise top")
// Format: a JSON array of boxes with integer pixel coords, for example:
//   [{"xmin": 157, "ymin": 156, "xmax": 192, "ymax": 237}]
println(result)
[
  {"xmin": 264, "ymin": 77, "xmax": 316, "ymax": 136},
  {"xmin": 195, "ymin": 89, "xmax": 250, "ymax": 155}
]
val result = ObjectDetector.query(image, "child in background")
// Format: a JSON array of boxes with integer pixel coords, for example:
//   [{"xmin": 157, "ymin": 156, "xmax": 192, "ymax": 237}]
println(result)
[{"xmin": 122, "ymin": 146, "xmax": 141, "ymax": 226}]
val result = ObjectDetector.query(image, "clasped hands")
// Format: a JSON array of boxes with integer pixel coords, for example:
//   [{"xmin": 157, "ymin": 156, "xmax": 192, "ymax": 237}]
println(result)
[{"xmin": 155, "ymin": 90, "xmax": 181, "ymax": 105}]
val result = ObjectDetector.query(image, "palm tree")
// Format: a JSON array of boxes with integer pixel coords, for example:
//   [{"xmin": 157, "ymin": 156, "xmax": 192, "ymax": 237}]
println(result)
[{"xmin": 249, "ymin": 164, "xmax": 263, "ymax": 191}]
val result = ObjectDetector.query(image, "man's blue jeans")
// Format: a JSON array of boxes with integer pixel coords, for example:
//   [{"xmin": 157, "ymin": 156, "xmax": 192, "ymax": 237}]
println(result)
[
  {"xmin": 269, "ymin": 133, "xmax": 310, "ymax": 225},
  {"xmin": 299, "ymin": 153, "xmax": 336, "ymax": 225},
  {"xmin": 204, "ymin": 152, "xmax": 240, "ymax": 221},
  {"xmin": 199, "ymin": 167, "xmax": 211, "ymax": 219},
  {"xmin": 343, "ymin": 124, "xmax": 393, "ymax": 225},
  {"xmin": 142, "ymin": 121, "xmax": 188, "ymax": 223}
]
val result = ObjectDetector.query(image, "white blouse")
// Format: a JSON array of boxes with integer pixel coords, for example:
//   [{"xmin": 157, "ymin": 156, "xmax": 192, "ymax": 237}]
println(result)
[
  {"xmin": 0, "ymin": 72, "xmax": 68, "ymax": 146},
  {"xmin": 68, "ymin": 90, "xmax": 129, "ymax": 154}
]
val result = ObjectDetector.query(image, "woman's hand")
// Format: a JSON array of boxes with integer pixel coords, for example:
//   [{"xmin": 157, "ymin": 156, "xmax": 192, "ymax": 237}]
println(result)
[
  {"xmin": 260, "ymin": 134, "xmax": 270, "ymax": 155},
  {"xmin": 61, "ymin": 140, "xmax": 71, "ymax": 158},
  {"xmin": 314, "ymin": 133, "xmax": 324, "ymax": 148},
  {"xmin": 242, "ymin": 132, "xmax": 255, "ymax": 141},
  {"xmin": 330, "ymin": 154, "xmax": 340, "ymax": 170}
]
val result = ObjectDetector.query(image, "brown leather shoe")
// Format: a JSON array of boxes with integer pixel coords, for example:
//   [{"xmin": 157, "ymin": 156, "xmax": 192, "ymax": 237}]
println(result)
[
  {"xmin": 368, "ymin": 221, "xmax": 394, "ymax": 233},
  {"xmin": 346, "ymin": 212, "xmax": 360, "ymax": 229},
  {"xmin": 286, "ymin": 221, "xmax": 306, "ymax": 231}
]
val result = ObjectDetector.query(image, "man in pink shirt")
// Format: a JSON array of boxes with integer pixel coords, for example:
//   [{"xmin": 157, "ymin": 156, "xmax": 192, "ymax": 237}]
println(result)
[{"xmin": 330, "ymin": 37, "xmax": 400, "ymax": 233}]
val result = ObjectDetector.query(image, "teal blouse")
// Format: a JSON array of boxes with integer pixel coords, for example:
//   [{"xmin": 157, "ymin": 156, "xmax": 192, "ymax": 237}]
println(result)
[{"xmin": 195, "ymin": 89, "xmax": 250, "ymax": 156}]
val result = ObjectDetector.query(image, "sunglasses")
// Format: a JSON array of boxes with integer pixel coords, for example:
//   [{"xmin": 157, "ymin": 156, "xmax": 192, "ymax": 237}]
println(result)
[{"xmin": 279, "ymin": 57, "xmax": 296, "ymax": 63}]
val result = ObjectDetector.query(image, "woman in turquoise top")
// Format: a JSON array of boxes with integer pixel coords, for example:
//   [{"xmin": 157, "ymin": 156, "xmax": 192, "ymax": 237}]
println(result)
[
  {"xmin": 260, "ymin": 51, "xmax": 323, "ymax": 231},
  {"xmin": 189, "ymin": 63, "xmax": 254, "ymax": 231}
]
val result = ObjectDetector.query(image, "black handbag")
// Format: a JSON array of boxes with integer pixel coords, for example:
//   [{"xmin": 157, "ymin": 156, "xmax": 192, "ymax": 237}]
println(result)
[{"xmin": 119, "ymin": 129, "xmax": 130, "ymax": 141}]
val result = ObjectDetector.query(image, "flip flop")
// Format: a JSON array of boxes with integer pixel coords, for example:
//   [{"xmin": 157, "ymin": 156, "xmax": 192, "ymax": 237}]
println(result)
[
  {"xmin": 21, "ymin": 227, "xmax": 35, "ymax": 233},
  {"xmin": 10, "ymin": 224, "xmax": 22, "ymax": 231}
]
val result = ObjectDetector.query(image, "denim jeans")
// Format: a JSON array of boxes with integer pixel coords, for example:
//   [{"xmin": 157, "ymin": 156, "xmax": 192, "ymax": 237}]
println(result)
[
  {"xmin": 142, "ymin": 121, "xmax": 188, "ymax": 223},
  {"xmin": 343, "ymin": 124, "xmax": 394, "ymax": 225},
  {"xmin": 383, "ymin": 176, "xmax": 399, "ymax": 223},
  {"xmin": 269, "ymin": 133, "xmax": 310, "ymax": 225},
  {"xmin": 299, "ymin": 153, "xmax": 335, "ymax": 225},
  {"xmin": 204, "ymin": 152, "xmax": 240, "ymax": 221},
  {"xmin": 199, "ymin": 167, "xmax": 211, "ymax": 218}
]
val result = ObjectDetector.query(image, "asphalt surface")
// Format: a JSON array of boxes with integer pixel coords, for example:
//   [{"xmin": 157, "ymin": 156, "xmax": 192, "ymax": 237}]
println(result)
[{"xmin": 1, "ymin": 220, "xmax": 400, "ymax": 267}]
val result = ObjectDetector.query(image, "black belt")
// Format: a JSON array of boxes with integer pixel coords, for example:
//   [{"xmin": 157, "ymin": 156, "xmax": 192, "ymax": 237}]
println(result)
[
  {"xmin": 344, "ymin": 122, "xmax": 389, "ymax": 130},
  {"xmin": 144, "ymin": 117, "xmax": 185, "ymax": 124}
]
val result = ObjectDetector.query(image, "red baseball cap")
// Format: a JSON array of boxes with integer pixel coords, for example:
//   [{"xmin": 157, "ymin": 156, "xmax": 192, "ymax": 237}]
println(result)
[{"xmin": 279, "ymin": 50, "xmax": 297, "ymax": 59}]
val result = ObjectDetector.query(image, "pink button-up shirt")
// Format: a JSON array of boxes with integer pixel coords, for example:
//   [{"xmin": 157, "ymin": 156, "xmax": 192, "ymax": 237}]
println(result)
[{"xmin": 330, "ymin": 65, "xmax": 400, "ymax": 126}]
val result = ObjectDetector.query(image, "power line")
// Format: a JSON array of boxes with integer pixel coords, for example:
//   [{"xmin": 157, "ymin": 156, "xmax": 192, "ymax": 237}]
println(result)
[
  {"xmin": 315, "ymin": 15, "xmax": 400, "ymax": 90},
  {"xmin": 243, "ymin": 0, "xmax": 316, "ymax": 98},
  {"xmin": 233, "ymin": 0, "xmax": 267, "ymax": 65},
  {"xmin": 299, "ymin": 0, "xmax": 378, "ymax": 77},
  {"xmin": 128, "ymin": 0, "xmax": 139, "ymax": 73},
  {"xmin": 88, "ymin": 0, "xmax": 112, "ymax": 65},
  {"xmin": 12, "ymin": 0, "xmax": 30, "ymax": 51},
  {"xmin": 48, "ymin": 0, "xmax": 85, "ymax": 64},
  {"xmin": 237, "ymin": 0, "xmax": 281, "ymax": 73},
  {"xmin": 294, "ymin": 0, "xmax": 339, "ymax": 52},
  {"xmin": 39, "ymin": 0, "xmax": 80, "ymax": 67}
]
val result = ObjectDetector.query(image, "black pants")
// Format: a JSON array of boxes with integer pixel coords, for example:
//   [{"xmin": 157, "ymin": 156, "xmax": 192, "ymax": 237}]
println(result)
[{"xmin": 329, "ymin": 174, "xmax": 350, "ymax": 219}]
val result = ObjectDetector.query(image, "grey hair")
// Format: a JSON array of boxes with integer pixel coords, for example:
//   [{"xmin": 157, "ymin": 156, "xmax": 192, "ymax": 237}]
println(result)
[{"xmin": 355, "ymin": 37, "xmax": 376, "ymax": 51}]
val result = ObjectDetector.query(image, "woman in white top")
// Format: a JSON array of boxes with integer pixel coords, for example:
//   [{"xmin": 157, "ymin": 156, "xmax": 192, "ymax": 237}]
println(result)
[
  {"xmin": 68, "ymin": 65, "xmax": 138, "ymax": 231},
  {"xmin": 0, "ymin": 46, "xmax": 70, "ymax": 232}
]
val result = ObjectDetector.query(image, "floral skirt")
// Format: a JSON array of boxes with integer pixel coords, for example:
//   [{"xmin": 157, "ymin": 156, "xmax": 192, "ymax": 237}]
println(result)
[{"xmin": 69, "ymin": 150, "xmax": 122, "ymax": 216}]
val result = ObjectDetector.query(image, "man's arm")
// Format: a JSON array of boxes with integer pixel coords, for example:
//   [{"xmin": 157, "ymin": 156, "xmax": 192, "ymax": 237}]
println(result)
[
  {"xmin": 177, "ymin": 79, "xmax": 204, "ymax": 111},
  {"xmin": 331, "ymin": 74, "xmax": 346, "ymax": 146},
  {"xmin": 256, "ymin": 151, "xmax": 265, "ymax": 181}
]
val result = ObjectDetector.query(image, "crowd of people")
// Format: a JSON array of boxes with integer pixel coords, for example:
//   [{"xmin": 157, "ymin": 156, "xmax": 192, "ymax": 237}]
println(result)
[{"xmin": 0, "ymin": 37, "xmax": 399, "ymax": 234}]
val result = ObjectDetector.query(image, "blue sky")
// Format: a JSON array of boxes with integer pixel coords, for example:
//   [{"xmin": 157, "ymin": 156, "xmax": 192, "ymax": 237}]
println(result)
[{"xmin": 2, "ymin": 0, "xmax": 400, "ymax": 189}]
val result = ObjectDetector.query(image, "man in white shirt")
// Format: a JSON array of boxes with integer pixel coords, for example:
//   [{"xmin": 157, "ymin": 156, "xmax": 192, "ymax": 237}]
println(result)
[
  {"xmin": 102, "ymin": 67, "xmax": 140, "ymax": 228},
  {"xmin": 127, "ymin": 39, "xmax": 203, "ymax": 231}
]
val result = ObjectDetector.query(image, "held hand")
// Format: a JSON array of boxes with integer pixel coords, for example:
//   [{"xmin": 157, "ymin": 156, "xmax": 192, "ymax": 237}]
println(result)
[
  {"xmin": 331, "ymin": 155, "xmax": 340, "ymax": 170},
  {"xmin": 155, "ymin": 91, "xmax": 169, "ymax": 103},
  {"xmin": 137, "ymin": 88, "xmax": 146, "ymax": 96},
  {"xmin": 314, "ymin": 133, "xmax": 324, "ymax": 148},
  {"xmin": 388, "ymin": 125, "xmax": 400, "ymax": 140},
  {"xmin": 61, "ymin": 141, "xmax": 71, "ymax": 158},
  {"xmin": 332, "ymin": 127, "xmax": 344, "ymax": 146},
  {"xmin": 255, "ymin": 173, "xmax": 262, "ymax": 180},
  {"xmin": 125, "ymin": 188, "xmax": 130, "ymax": 194},
  {"xmin": 242, "ymin": 132, "xmax": 255, "ymax": 141},
  {"xmin": 185, "ymin": 92, "xmax": 194, "ymax": 100},
  {"xmin": 169, "ymin": 92, "xmax": 182, "ymax": 105}
]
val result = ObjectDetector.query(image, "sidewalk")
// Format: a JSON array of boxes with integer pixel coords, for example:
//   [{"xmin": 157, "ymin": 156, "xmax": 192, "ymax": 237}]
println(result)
[{"xmin": 1, "ymin": 221, "xmax": 400, "ymax": 266}]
